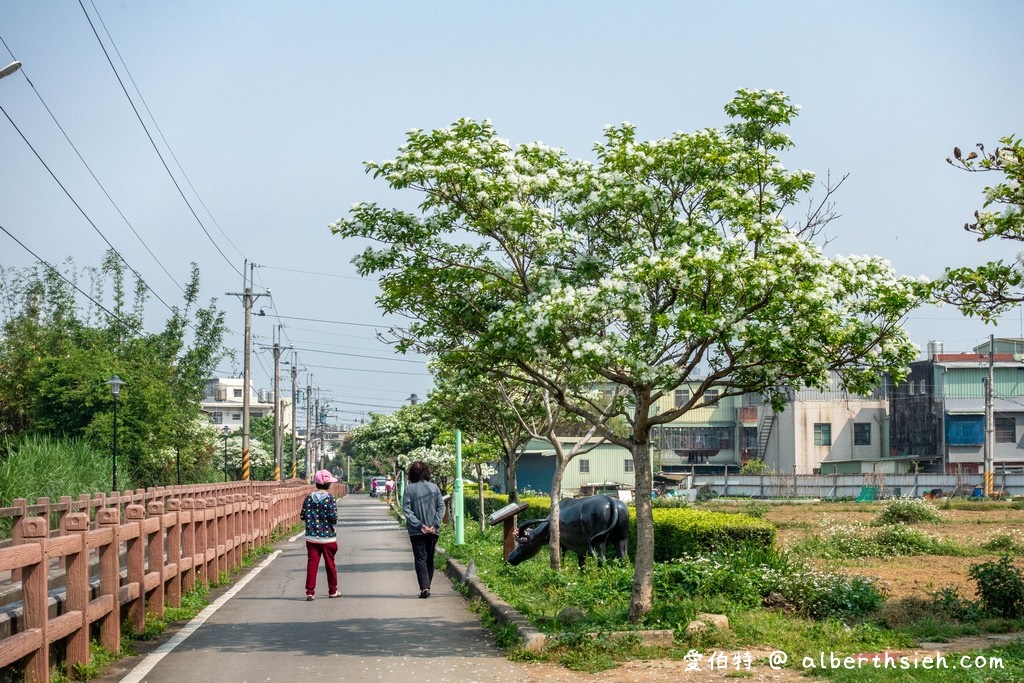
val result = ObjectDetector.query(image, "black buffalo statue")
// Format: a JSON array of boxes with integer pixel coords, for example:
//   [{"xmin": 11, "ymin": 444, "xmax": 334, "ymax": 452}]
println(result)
[{"xmin": 507, "ymin": 494, "xmax": 629, "ymax": 567}]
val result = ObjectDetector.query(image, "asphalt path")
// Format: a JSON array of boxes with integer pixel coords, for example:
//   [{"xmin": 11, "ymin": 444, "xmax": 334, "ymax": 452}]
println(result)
[{"xmin": 113, "ymin": 493, "xmax": 530, "ymax": 683}]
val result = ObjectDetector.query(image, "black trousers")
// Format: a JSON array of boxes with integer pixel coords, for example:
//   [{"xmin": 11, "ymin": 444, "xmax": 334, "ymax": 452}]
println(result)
[{"xmin": 409, "ymin": 533, "xmax": 438, "ymax": 590}]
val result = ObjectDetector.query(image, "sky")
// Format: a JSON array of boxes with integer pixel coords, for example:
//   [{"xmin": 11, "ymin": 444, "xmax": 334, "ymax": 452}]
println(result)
[{"xmin": 1, "ymin": 1, "xmax": 1022, "ymax": 428}]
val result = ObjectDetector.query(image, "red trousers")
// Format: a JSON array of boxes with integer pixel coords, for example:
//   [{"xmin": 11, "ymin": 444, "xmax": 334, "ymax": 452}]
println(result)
[{"xmin": 305, "ymin": 540, "xmax": 338, "ymax": 596}]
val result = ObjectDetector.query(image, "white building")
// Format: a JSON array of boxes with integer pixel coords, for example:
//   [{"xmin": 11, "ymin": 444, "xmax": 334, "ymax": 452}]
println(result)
[{"xmin": 201, "ymin": 377, "xmax": 292, "ymax": 433}]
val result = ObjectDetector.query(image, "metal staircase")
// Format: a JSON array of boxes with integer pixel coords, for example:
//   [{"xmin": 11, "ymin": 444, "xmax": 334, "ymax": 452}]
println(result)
[{"xmin": 755, "ymin": 413, "xmax": 775, "ymax": 460}]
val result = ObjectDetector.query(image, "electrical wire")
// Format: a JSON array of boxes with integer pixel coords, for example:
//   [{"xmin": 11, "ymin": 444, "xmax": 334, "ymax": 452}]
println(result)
[{"xmin": 76, "ymin": 0, "xmax": 242, "ymax": 278}]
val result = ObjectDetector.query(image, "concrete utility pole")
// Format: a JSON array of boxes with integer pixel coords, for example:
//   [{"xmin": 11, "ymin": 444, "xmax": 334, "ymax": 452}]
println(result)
[
  {"xmin": 984, "ymin": 333, "xmax": 996, "ymax": 495},
  {"xmin": 305, "ymin": 379, "xmax": 313, "ymax": 480},
  {"xmin": 228, "ymin": 260, "xmax": 268, "ymax": 481},
  {"xmin": 272, "ymin": 325, "xmax": 283, "ymax": 482},
  {"xmin": 290, "ymin": 351, "xmax": 298, "ymax": 479}
]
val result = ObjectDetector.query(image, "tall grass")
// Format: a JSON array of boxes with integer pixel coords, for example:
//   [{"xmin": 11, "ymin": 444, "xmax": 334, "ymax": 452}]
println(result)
[{"xmin": 0, "ymin": 434, "xmax": 122, "ymax": 537}]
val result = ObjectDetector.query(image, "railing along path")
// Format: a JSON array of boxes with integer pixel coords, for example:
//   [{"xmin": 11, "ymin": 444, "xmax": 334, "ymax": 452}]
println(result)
[{"xmin": 0, "ymin": 480, "xmax": 338, "ymax": 682}]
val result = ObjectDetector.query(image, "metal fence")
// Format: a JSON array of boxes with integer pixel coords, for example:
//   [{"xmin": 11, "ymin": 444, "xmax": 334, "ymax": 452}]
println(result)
[{"xmin": 692, "ymin": 472, "xmax": 1021, "ymax": 499}]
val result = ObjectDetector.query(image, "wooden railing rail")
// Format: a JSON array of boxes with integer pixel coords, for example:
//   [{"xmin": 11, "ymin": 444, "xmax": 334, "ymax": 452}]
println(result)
[{"xmin": 0, "ymin": 481, "xmax": 342, "ymax": 682}]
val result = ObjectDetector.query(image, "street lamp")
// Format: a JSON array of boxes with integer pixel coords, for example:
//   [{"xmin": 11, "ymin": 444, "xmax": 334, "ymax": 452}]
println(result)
[
  {"xmin": 0, "ymin": 61, "xmax": 22, "ymax": 80},
  {"xmin": 221, "ymin": 427, "xmax": 231, "ymax": 482},
  {"xmin": 106, "ymin": 375, "xmax": 124, "ymax": 491}
]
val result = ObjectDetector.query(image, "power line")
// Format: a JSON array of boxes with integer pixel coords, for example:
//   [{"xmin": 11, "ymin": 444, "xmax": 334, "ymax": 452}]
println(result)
[
  {"xmin": 0, "ymin": 222, "xmax": 131, "ymax": 328},
  {"xmin": 0, "ymin": 35, "xmax": 185, "ymax": 296},
  {"xmin": 76, "ymin": 0, "xmax": 242, "ymax": 278},
  {"xmin": 0, "ymin": 102, "xmax": 178, "ymax": 316}
]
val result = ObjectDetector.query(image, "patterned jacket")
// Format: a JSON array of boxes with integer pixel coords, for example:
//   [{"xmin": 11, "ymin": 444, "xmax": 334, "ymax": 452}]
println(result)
[{"xmin": 300, "ymin": 490, "xmax": 337, "ymax": 542}]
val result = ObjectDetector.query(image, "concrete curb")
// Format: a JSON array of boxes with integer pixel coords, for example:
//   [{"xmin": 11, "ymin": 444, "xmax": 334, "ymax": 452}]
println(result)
[
  {"xmin": 441, "ymin": 552, "xmax": 675, "ymax": 651},
  {"xmin": 442, "ymin": 553, "xmax": 548, "ymax": 652}
]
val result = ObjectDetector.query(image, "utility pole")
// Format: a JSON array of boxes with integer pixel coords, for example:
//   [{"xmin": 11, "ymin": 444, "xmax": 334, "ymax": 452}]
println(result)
[
  {"xmin": 290, "ymin": 350, "xmax": 298, "ymax": 479},
  {"xmin": 272, "ymin": 325, "xmax": 283, "ymax": 482},
  {"xmin": 228, "ymin": 260, "xmax": 268, "ymax": 481},
  {"xmin": 314, "ymin": 391, "xmax": 321, "ymax": 472},
  {"xmin": 984, "ymin": 333, "xmax": 996, "ymax": 496},
  {"xmin": 305, "ymin": 379, "xmax": 313, "ymax": 480}
]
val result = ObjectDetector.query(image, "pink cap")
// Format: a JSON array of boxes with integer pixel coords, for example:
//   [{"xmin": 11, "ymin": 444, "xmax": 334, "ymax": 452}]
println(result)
[{"xmin": 314, "ymin": 470, "xmax": 338, "ymax": 485}]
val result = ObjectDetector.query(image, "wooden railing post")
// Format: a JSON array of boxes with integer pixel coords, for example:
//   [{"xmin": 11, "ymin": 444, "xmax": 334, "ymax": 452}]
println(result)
[
  {"xmin": 125, "ymin": 504, "xmax": 146, "ymax": 633},
  {"xmin": 216, "ymin": 497, "xmax": 228, "ymax": 576},
  {"xmin": 64, "ymin": 512, "xmax": 91, "ymax": 673},
  {"xmin": 165, "ymin": 499, "xmax": 182, "ymax": 607},
  {"xmin": 146, "ymin": 501, "xmax": 166, "ymax": 617},
  {"xmin": 10, "ymin": 498, "xmax": 27, "ymax": 584},
  {"xmin": 21, "ymin": 515, "xmax": 49, "ymax": 683},
  {"xmin": 204, "ymin": 497, "xmax": 219, "ymax": 589},
  {"xmin": 180, "ymin": 499, "xmax": 196, "ymax": 593},
  {"xmin": 96, "ymin": 507, "xmax": 121, "ymax": 654}
]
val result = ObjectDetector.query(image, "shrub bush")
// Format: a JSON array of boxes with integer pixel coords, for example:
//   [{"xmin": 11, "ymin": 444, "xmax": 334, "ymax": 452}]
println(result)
[
  {"xmin": 640, "ymin": 507, "xmax": 776, "ymax": 561},
  {"xmin": 969, "ymin": 555, "xmax": 1024, "ymax": 618},
  {"xmin": 875, "ymin": 498, "xmax": 942, "ymax": 525}
]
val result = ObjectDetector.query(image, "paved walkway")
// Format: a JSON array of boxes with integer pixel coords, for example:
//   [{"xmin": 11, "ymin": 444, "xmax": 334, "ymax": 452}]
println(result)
[{"xmin": 108, "ymin": 493, "xmax": 534, "ymax": 683}]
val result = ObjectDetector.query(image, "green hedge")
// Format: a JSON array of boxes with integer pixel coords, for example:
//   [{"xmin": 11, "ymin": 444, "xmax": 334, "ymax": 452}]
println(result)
[
  {"xmin": 462, "ymin": 493, "xmax": 775, "ymax": 558},
  {"xmin": 642, "ymin": 507, "xmax": 776, "ymax": 561}
]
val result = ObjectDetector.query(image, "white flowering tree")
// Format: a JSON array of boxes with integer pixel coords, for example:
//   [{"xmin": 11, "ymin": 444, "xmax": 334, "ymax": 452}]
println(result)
[
  {"xmin": 331, "ymin": 89, "xmax": 927, "ymax": 621},
  {"xmin": 939, "ymin": 136, "xmax": 1024, "ymax": 318},
  {"xmin": 347, "ymin": 403, "xmax": 438, "ymax": 478}
]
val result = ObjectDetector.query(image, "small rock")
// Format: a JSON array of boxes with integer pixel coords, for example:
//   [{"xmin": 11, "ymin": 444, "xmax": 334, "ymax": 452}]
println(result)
[
  {"xmin": 556, "ymin": 606, "xmax": 586, "ymax": 626},
  {"xmin": 696, "ymin": 612, "xmax": 729, "ymax": 630},
  {"xmin": 685, "ymin": 620, "xmax": 708, "ymax": 638}
]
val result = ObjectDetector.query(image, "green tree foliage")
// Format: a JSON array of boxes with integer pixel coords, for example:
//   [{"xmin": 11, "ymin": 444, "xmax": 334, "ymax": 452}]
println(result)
[
  {"xmin": 346, "ymin": 403, "xmax": 439, "ymax": 478},
  {"xmin": 332, "ymin": 89, "xmax": 927, "ymax": 620},
  {"xmin": 0, "ymin": 254, "xmax": 227, "ymax": 488},
  {"xmin": 938, "ymin": 136, "xmax": 1024, "ymax": 319}
]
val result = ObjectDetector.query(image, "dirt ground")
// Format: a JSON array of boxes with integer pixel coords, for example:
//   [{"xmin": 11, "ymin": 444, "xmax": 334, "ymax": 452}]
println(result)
[
  {"xmin": 762, "ymin": 500, "xmax": 1024, "ymax": 600},
  {"xmin": 516, "ymin": 500, "xmax": 1024, "ymax": 682}
]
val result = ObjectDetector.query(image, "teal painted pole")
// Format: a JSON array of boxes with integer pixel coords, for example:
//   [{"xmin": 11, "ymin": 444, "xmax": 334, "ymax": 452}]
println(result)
[{"xmin": 455, "ymin": 428, "xmax": 464, "ymax": 545}]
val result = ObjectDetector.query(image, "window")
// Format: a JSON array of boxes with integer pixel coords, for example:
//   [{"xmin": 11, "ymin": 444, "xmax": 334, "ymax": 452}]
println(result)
[
  {"xmin": 674, "ymin": 388, "xmax": 690, "ymax": 407},
  {"xmin": 624, "ymin": 459, "xmax": 634, "ymax": 473},
  {"xmin": 920, "ymin": 380, "xmax": 927, "ymax": 395},
  {"xmin": 702, "ymin": 389, "xmax": 719, "ymax": 405},
  {"xmin": 579, "ymin": 459, "xmax": 590, "ymax": 473},
  {"xmin": 854, "ymin": 422, "xmax": 871, "ymax": 446},
  {"xmin": 996, "ymin": 417, "xmax": 1016, "ymax": 443},
  {"xmin": 231, "ymin": 412, "xmax": 242, "ymax": 421},
  {"xmin": 813, "ymin": 423, "xmax": 832, "ymax": 446},
  {"xmin": 211, "ymin": 411, "xmax": 223, "ymax": 425},
  {"xmin": 233, "ymin": 388, "xmax": 243, "ymax": 398}
]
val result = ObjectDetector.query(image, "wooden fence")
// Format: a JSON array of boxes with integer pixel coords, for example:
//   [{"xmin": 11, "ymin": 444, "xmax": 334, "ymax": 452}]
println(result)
[{"xmin": 0, "ymin": 480, "xmax": 341, "ymax": 682}]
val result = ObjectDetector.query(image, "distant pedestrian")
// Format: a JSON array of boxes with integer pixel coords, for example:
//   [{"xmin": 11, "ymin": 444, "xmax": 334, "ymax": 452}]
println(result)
[
  {"xmin": 385, "ymin": 475, "xmax": 395, "ymax": 504},
  {"xmin": 402, "ymin": 460, "xmax": 445, "ymax": 598},
  {"xmin": 301, "ymin": 470, "xmax": 341, "ymax": 600}
]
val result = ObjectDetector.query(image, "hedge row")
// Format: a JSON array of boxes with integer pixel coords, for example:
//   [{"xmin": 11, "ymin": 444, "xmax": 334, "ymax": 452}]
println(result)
[{"xmin": 462, "ymin": 492, "xmax": 776, "ymax": 559}]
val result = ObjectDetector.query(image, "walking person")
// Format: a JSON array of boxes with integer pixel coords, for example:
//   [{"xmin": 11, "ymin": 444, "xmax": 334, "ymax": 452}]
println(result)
[
  {"xmin": 301, "ymin": 470, "xmax": 341, "ymax": 600},
  {"xmin": 402, "ymin": 460, "xmax": 446, "ymax": 598}
]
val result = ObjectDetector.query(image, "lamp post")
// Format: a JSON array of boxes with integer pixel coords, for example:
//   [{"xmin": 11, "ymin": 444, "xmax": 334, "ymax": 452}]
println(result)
[
  {"xmin": 106, "ymin": 375, "xmax": 124, "ymax": 491},
  {"xmin": 221, "ymin": 427, "xmax": 230, "ymax": 482}
]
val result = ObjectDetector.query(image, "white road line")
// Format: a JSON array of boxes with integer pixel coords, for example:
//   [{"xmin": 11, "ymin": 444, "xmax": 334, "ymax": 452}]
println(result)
[{"xmin": 119, "ymin": 550, "xmax": 281, "ymax": 683}]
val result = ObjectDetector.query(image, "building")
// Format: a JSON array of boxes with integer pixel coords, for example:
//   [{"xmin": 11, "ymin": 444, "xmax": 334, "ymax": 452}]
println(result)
[
  {"xmin": 890, "ymin": 339, "xmax": 1024, "ymax": 473},
  {"xmin": 201, "ymin": 377, "xmax": 292, "ymax": 434},
  {"xmin": 759, "ymin": 378, "xmax": 893, "ymax": 475},
  {"xmin": 501, "ymin": 371, "xmax": 894, "ymax": 496}
]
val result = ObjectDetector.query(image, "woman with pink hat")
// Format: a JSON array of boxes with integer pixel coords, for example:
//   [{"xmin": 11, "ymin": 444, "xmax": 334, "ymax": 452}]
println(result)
[{"xmin": 300, "ymin": 470, "xmax": 341, "ymax": 600}]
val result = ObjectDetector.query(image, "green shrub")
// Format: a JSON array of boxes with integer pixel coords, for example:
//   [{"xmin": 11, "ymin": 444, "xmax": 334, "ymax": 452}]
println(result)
[
  {"xmin": 791, "ymin": 521, "xmax": 967, "ymax": 559},
  {"xmin": 969, "ymin": 555, "xmax": 1024, "ymax": 618},
  {"xmin": 639, "ymin": 507, "xmax": 776, "ymax": 561},
  {"xmin": 875, "ymin": 497, "xmax": 942, "ymax": 525}
]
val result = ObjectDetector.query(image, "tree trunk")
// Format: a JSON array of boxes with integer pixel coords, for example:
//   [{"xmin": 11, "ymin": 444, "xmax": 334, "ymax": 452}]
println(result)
[
  {"xmin": 548, "ymin": 455, "xmax": 564, "ymax": 571},
  {"xmin": 476, "ymin": 463, "xmax": 486, "ymax": 532},
  {"xmin": 506, "ymin": 447, "xmax": 519, "ymax": 503},
  {"xmin": 628, "ymin": 409, "xmax": 654, "ymax": 622}
]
